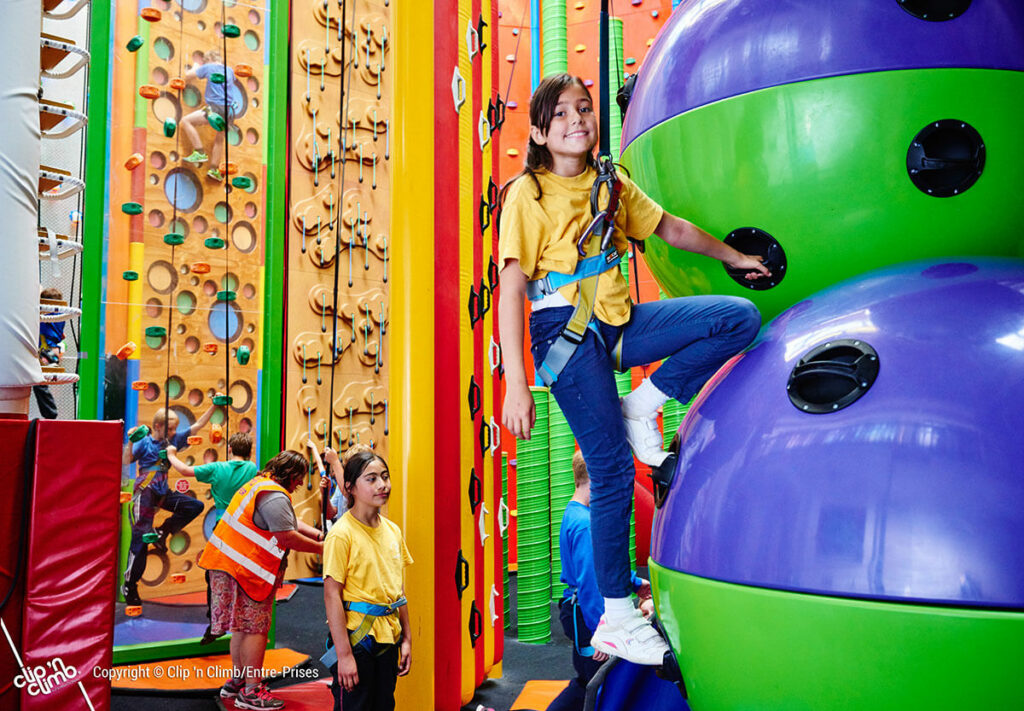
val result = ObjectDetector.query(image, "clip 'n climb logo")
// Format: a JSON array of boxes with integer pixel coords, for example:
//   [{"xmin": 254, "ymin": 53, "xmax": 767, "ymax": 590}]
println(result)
[{"xmin": 1, "ymin": 619, "xmax": 94, "ymax": 708}]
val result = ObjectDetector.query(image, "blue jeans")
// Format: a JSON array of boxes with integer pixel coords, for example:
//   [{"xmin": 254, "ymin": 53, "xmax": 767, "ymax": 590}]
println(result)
[{"xmin": 530, "ymin": 296, "xmax": 760, "ymax": 597}]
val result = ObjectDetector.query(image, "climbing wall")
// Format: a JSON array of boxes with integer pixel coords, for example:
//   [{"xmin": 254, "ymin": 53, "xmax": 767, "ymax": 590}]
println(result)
[
  {"xmin": 107, "ymin": 0, "xmax": 268, "ymax": 599},
  {"xmin": 284, "ymin": 0, "xmax": 392, "ymax": 579}
]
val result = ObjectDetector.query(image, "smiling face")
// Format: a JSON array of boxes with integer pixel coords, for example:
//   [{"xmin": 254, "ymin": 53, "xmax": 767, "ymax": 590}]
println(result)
[
  {"xmin": 346, "ymin": 459, "xmax": 391, "ymax": 511},
  {"xmin": 530, "ymin": 83, "xmax": 598, "ymax": 175}
]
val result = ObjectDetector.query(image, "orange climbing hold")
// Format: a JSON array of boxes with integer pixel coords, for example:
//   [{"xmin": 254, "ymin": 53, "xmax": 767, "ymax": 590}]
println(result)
[
  {"xmin": 125, "ymin": 606, "xmax": 142, "ymax": 617},
  {"xmin": 138, "ymin": 85, "xmax": 160, "ymax": 99},
  {"xmin": 203, "ymin": 343, "xmax": 219, "ymax": 355},
  {"xmin": 210, "ymin": 423, "xmax": 224, "ymax": 444},
  {"xmin": 187, "ymin": 435, "xmax": 203, "ymax": 445},
  {"xmin": 218, "ymin": 161, "xmax": 238, "ymax": 176},
  {"xmin": 169, "ymin": 77, "xmax": 186, "ymax": 90},
  {"xmin": 171, "ymin": 573, "xmax": 187, "ymax": 584},
  {"xmin": 124, "ymin": 154, "xmax": 143, "ymax": 171},
  {"xmin": 119, "ymin": 492, "xmax": 132, "ymax": 504},
  {"xmin": 191, "ymin": 262, "xmax": 211, "ymax": 274},
  {"xmin": 131, "ymin": 381, "xmax": 147, "ymax": 391},
  {"xmin": 140, "ymin": 7, "xmax": 161, "ymax": 21},
  {"xmin": 116, "ymin": 341, "xmax": 137, "ymax": 359},
  {"xmin": 234, "ymin": 63, "xmax": 253, "ymax": 78}
]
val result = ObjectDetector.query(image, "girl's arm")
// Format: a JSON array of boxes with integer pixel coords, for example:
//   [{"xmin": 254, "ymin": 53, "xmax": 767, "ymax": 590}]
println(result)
[
  {"xmin": 397, "ymin": 595, "xmax": 412, "ymax": 676},
  {"xmin": 324, "ymin": 577, "xmax": 360, "ymax": 691},
  {"xmin": 498, "ymin": 261, "xmax": 536, "ymax": 440},
  {"xmin": 654, "ymin": 213, "xmax": 770, "ymax": 280}
]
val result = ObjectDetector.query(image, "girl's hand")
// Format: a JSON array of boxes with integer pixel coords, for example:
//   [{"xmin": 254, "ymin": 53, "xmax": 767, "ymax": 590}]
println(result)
[
  {"xmin": 593, "ymin": 649, "xmax": 610, "ymax": 662},
  {"xmin": 723, "ymin": 253, "xmax": 770, "ymax": 281},
  {"xmin": 337, "ymin": 651, "xmax": 359, "ymax": 691},
  {"xmin": 502, "ymin": 382, "xmax": 536, "ymax": 440},
  {"xmin": 324, "ymin": 447, "xmax": 339, "ymax": 465},
  {"xmin": 398, "ymin": 637, "xmax": 412, "ymax": 676},
  {"xmin": 319, "ymin": 474, "xmax": 330, "ymax": 490}
]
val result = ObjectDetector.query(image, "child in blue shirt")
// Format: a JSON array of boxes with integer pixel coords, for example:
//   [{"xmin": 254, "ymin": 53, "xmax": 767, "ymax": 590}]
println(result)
[
  {"xmin": 181, "ymin": 49, "xmax": 244, "ymax": 181},
  {"xmin": 34, "ymin": 287, "xmax": 66, "ymax": 419}
]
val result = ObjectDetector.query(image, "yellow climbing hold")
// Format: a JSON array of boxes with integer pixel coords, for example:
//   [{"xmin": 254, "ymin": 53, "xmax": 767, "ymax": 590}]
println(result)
[{"xmin": 575, "ymin": 44, "xmax": 586, "ymax": 53}]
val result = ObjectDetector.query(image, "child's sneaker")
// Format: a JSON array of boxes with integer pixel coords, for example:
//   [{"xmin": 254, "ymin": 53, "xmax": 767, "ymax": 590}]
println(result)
[
  {"xmin": 184, "ymin": 150, "xmax": 208, "ymax": 164},
  {"xmin": 234, "ymin": 683, "xmax": 284, "ymax": 710},
  {"xmin": 121, "ymin": 584, "xmax": 141, "ymax": 607},
  {"xmin": 591, "ymin": 609, "xmax": 670, "ymax": 666},
  {"xmin": 219, "ymin": 676, "xmax": 245, "ymax": 699},
  {"xmin": 207, "ymin": 169, "xmax": 224, "ymax": 181},
  {"xmin": 621, "ymin": 401, "xmax": 669, "ymax": 467}
]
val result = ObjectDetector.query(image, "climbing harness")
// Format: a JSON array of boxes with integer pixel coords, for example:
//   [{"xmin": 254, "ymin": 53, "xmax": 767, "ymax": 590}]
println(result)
[
  {"xmin": 565, "ymin": 591, "xmax": 596, "ymax": 658},
  {"xmin": 319, "ymin": 596, "xmax": 408, "ymax": 666},
  {"xmin": 531, "ymin": 155, "xmax": 625, "ymax": 387}
]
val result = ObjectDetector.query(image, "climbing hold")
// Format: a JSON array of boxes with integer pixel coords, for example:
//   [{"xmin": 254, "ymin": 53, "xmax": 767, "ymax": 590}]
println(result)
[
  {"xmin": 116, "ymin": 341, "xmax": 137, "ymax": 359},
  {"xmin": 163, "ymin": 118, "xmax": 177, "ymax": 137},
  {"xmin": 646, "ymin": 38, "xmax": 654, "ymax": 47},
  {"xmin": 210, "ymin": 423, "xmax": 224, "ymax": 443},
  {"xmin": 631, "ymin": 0, "xmax": 642, "ymax": 5},
  {"xmin": 575, "ymin": 44, "xmax": 586, "ymax": 53},
  {"xmin": 129, "ymin": 424, "xmax": 150, "ymax": 441},
  {"xmin": 121, "ymin": 202, "xmax": 143, "ymax": 215},
  {"xmin": 625, "ymin": 57, "xmax": 637, "ymax": 65},
  {"xmin": 124, "ymin": 153, "xmax": 144, "ymax": 170},
  {"xmin": 234, "ymin": 63, "xmax": 253, "ymax": 78},
  {"xmin": 126, "ymin": 36, "xmax": 144, "ymax": 52},
  {"xmin": 145, "ymin": 326, "xmax": 167, "ymax": 338},
  {"xmin": 213, "ymin": 395, "xmax": 233, "ymax": 407},
  {"xmin": 169, "ymin": 77, "xmax": 185, "ymax": 90},
  {"xmin": 157, "ymin": 449, "xmax": 168, "ymax": 461},
  {"xmin": 209, "ymin": 72, "xmax": 226, "ymax": 85},
  {"xmin": 125, "ymin": 606, "xmax": 142, "ymax": 617},
  {"xmin": 506, "ymin": 148, "xmax": 519, "ymax": 157},
  {"xmin": 138, "ymin": 85, "xmax": 160, "ymax": 99},
  {"xmin": 231, "ymin": 176, "xmax": 252, "ymax": 189},
  {"xmin": 218, "ymin": 161, "xmax": 238, "ymax": 176},
  {"xmin": 505, "ymin": 54, "xmax": 515, "ymax": 63},
  {"xmin": 119, "ymin": 492, "xmax": 132, "ymax": 504},
  {"xmin": 122, "ymin": 270, "xmax": 139, "ymax": 281},
  {"xmin": 203, "ymin": 343, "xmax": 219, "ymax": 354},
  {"xmin": 221, "ymin": 24, "xmax": 241, "ymax": 38},
  {"xmin": 187, "ymin": 435, "xmax": 203, "ymax": 445},
  {"xmin": 204, "ymin": 237, "xmax": 226, "ymax": 249},
  {"xmin": 163, "ymin": 232, "xmax": 185, "ymax": 246},
  {"xmin": 652, "ymin": 10, "xmax": 659, "ymax": 18},
  {"xmin": 131, "ymin": 381, "xmax": 147, "ymax": 391},
  {"xmin": 141, "ymin": 7, "xmax": 161, "ymax": 21},
  {"xmin": 512, "ymin": 28, "xmax": 519, "ymax": 36},
  {"xmin": 584, "ymin": 79, "xmax": 594, "ymax": 87},
  {"xmin": 575, "ymin": 1, "xmax": 585, "ymax": 8},
  {"xmin": 190, "ymin": 261, "xmax": 211, "ymax": 274},
  {"xmin": 216, "ymin": 290, "xmax": 237, "ymax": 302},
  {"xmin": 170, "ymin": 573, "xmax": 187, "ymax": 584},
  {"xmin": 236, "ymin": 345, "xmax": 251, "ymax": 365},
  {"xmin": 206, "ymin": 112, "xmax": 226, "ymax": 131},
  {"xmin": 507, "ymin": 101, "xmax": 518, "ymax": 109}
]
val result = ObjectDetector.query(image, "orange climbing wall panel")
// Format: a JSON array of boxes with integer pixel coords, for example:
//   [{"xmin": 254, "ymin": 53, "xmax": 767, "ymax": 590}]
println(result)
[
  {"xmin": 108, "ymin": 0, "xmax": 268, "ymax": 600},
  {"xmin": 285, "ymin": 0, "xmax": 392, "ymax": 579}
]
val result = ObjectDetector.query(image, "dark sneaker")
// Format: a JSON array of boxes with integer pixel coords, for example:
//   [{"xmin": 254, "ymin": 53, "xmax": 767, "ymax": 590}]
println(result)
[
  {"xmin": 122, "ymin": 585, "xmax": 141, "ymax": 607},
  {"xmin": 200, "ymin": 625, "xmax": 224, "ymax": 645},
  {"xmin": 219, "ymin": 677, "xmax": 245, "ymax": 699},
  {"xmin": 234, "ymin": 683, "xmax": 284, "ymax": 709}
]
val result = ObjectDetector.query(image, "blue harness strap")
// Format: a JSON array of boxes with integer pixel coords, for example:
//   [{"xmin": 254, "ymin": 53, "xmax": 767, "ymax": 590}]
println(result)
[
  {"xmin": 568, "ymin": 592, "xmax": 596, "ymax": 657},
  {"xmin": 526, "ymin": 247, "xmax": 621, "ymax": 302},
  {"xmin": 320, "ymin": 596, "xmax": 408, "ymax": 667}
]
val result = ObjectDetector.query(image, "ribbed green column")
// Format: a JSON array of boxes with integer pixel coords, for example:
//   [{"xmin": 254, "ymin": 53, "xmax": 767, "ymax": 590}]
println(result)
[
  {"xmin": 502, "ymin": 452, "xmax": 510, "ymax": 630},
  {"xmin": 608, "ymin": 17, "xmax": 624, "ymax": 160},
  {"xmin": 548, "ymin": 393, "xmax": 575, "ymax": 599},
  {"xmin": 516, "ymin": 387, "xmax": 552, "ymax": 643},
  {"xmin": 541, "ymin": 0, "xmax": 567, "ymax": 76}
]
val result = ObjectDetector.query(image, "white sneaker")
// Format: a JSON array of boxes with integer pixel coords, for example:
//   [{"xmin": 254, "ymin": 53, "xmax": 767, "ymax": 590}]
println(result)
[
  {"xmin": 591, "ymin": 609, "xmax": 670, "ymax": 666},
  {"xmin": 621, "ymin": 400, "xmax": 669, "ymax": 466}
]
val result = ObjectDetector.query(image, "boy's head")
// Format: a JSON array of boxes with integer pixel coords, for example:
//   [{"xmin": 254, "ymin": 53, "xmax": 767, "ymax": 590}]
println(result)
[
  {"xmin": 40, "ymin": 287, "xmax": 63, "ymax": 301},
  {"xmin": 572, "ymin": 450, "xmax": 589, "ymax": 489},
  {"xmin": 151, "ymin": 408, "xmax": 179, "ymax": 437},
  {"xmin": 264, "ymin": 450, "xmax": 308, "ymax": 493},
  {"xmin": 203, "ymin": 49, "xmax": 222, "ymax": 64},
  {"xmin": 228, "ymin": 432, "xmax": 252, "ymax": 459}
]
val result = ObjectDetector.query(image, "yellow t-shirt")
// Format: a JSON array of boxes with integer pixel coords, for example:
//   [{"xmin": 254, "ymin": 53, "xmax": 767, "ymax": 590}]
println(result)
[
  {"xmin": 498, "ymin": 165, "xmax": 664, "ymax": 325},
  {"xmin": 323, "ymin": 511, "xmax": 413, "ymax": 644}
]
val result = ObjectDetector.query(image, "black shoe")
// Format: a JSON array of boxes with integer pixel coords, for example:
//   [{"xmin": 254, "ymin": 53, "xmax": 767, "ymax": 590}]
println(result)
[
  {"xmin": 200, "ymin": 626, "xmax": 224, "ymax": 645},
  {"xmin": 150, "ymin": 528, "xmax": 169, "ymax": 554},
  {"xmin": 122, "ymin": 585, "xmax": 142, "ymax": 606}
]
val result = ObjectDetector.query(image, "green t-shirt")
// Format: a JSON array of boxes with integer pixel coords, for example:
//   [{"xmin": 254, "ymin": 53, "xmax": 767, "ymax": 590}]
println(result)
[{"xmin": 194, "ymin": 460, "xmax": 258, "ymax": 517}]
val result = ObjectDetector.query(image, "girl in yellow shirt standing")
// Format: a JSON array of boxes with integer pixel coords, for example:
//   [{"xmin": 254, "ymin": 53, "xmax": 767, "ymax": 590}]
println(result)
[
  {"xmin": 498, "ymin": 73, "xmax": 769, "ymax": 666},
  {"xmin": 323, "ymin": 450, "xmax": 412, "ymax": 711}
]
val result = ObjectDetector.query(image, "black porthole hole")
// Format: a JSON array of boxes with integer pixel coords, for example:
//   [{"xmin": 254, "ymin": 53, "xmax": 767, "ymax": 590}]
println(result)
[
  {"xmin": 896, "ymin": 0, "xmax": 971, "ymax": 21},
  {"xmin": 722, "ymin": 227, "xmax": 786, "ymax": 291},
  {"xmin": 906, "ymin": 119, "xmax": 985, "ymax": 197},
  {"xmin": 788, "ymin": 339, "xmax": 880, "ymax": 414}
]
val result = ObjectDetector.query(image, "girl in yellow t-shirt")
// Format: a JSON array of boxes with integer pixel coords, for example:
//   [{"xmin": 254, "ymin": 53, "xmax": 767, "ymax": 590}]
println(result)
[
  {"xmin": 498, "ymin": 73, "xmax": 769, "ymax": 667},
  {"xmin": 323, "ymin": 450, "xmax": 412, "ymax": 711}
]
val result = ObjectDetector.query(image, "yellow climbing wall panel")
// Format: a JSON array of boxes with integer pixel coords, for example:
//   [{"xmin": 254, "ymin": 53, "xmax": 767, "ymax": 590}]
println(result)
[{"xmin": 285, "ymin": 0, "xmax": 392, "ymax": 579}]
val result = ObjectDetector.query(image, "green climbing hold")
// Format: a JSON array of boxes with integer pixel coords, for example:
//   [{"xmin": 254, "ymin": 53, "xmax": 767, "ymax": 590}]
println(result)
[
  {"xmin": 204, "ymin": 237, "xmax": 226, "ymax": 249},
  {"xmin": 163, "ymin": 118, "xmax": 177, "ymax": 137},
  {"xmin": 129, "ymin": 424, "xmax": 150, "ymax": 442},
  {"xmin": 145, "ymin": 326, "xmax": 167, "ymax": 338},
  {"xmin": 121, "ymin": 202, "xmax": 143, "ymax": 215},
  {"xmin": 236, "ymin": 345, "xmax": 251, "ymax": 365},
  {"xmin": 127, "ymin": 36, "xmax": 145, "ymax": 52},
  {"xmin": 157, "ymin": 449, "xmax": 168, "ymax": 461},
  {"xmin": 206, "ymin": 112, "xmax": 226, "ymax": 131},
  {"xmin": 142, "ymin": 531, "xmax": 160, "ymax": 543},
  {"xmin": 213, "ymin": 395, "xmax": 233, "ymax": 407},
  {"xmin": 221, "ymin": 24, "xmax": 241, "ymax": 38},
  {"xmin": 122, "ymin": 270, "xmax": 139, "ymax": 281},
  {"xmin": 625, "ymin": 57, "xmax": 637, "ymax": 66},
  {"xmin": 210, "ymin": 72, "xmax": 226, "ymax": 85},
  {"xmin": 163, "ymin": 232, "xmax": 185, "ymax": 246},
  {"xmin": 216, "ymin": 290, "xmax": 237, "ymax": 302},
  {"xmin": 231, "ymin": 176, "xmax": 253, "ymax": 189}
]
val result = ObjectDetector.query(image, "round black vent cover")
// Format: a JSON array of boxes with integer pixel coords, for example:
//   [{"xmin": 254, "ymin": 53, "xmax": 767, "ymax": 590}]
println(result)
[
  {"xmin": 788, "ymin": 339, "xmax": 880, "ymax": 414},
  {"xmin": 896, "ymin": 0, "xmax": 971, "ymax": 21},
  {"xmin": 907, "ymin": 119, "xmax": 985, "ymax": 197},
  {"xmin": 722, "ymin": 227, "xmax": 786, "ymax": 291}
]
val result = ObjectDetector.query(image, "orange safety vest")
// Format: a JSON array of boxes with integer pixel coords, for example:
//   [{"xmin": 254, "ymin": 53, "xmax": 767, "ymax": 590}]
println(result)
[{"xmin": 199, "ymin": 476, "xmax": 290, "ymax": 602}]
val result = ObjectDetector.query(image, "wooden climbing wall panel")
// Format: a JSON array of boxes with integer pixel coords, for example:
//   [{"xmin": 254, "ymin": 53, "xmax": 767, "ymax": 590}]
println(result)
[
  {"xmin": 284, "ymin": 0, "xmax": 392, "ymax": 579},
  {"xmin": 108, "ymin": 0, "xmax": 268, "ymax": 600}
]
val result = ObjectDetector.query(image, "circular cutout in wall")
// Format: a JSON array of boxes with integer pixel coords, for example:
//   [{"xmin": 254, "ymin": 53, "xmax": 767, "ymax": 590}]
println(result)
[
  {"xmin": 164, "ymin": 168, "xmax": 203, "ymax": 212},
  {"xmin": 214, "ymin": 202, "xmax": 233, "ymax": 224},
  {"xmin": 183, "ymin": 85, "xmax": 201, "ymax": 108},
  {"xmin": 193, "ymin": 215, "xmax": 208, "ymax": 234},
  {"xmin": 180, "ymin": 0, "xmax": 208, "ymax": 13},
  {"xmin": 188, "ymin": 388, "xmax": 204, "ymax": 406},
  {"xmin": 144, "ymin": 382, "xmax": 161, "ymax": 401},
  {"xmin": 149, "ymin": 209, "xmax": 166, "ymax": 228},
  {"xmin": 151, "ymin": 92, "xmax": 181, "ymax": 124},
  {"xmin": 185, "ymin": 336, "xmax": 200, "ymax": 353},
  {"xmin": 166, "ymin": 375, "xmax": 185, "ymax": 400},
  {"xmin": 152, "ymin": 67, "xmax": 169, "ymax": 85},
  {"xmin": 229, "ymin": 379, "xmax": 253, "ymax": 413},
  {"xmin": 151, "ymin": 151, "xmax": 166, "ymax": 169},
  {"xmin": 209, "ymin": 301, "xmax": 243, "ymax": 343},
  {"xmin": 177, "ymin": 290, "xmax": 197, "ymax": 315},
  {"xmin": 244, "ymin": 30, "xmax": 261, "ymax": 51},
  {"xmin": 231, "ymin": 221, "xmax": 257, "ymax": 253},
  {"xmin": 153, "ymin": 37, "xmax": 174, "ymax": 61},
  {"xmin": 147, "ymin": 261, "xmax": 178, "ymax": 294}
]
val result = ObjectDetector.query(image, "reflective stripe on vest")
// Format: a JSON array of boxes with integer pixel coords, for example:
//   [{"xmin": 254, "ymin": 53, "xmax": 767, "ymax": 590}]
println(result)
[{"xmin": 199, "ymin": 477, "xmax": 289, "ymax": 601}]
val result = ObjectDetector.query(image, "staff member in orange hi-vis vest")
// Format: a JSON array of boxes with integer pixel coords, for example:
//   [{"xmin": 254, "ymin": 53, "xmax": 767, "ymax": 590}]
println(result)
[{"xmin": 199, "ymin": 450, "xmax": 325, "ymax": 711}]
